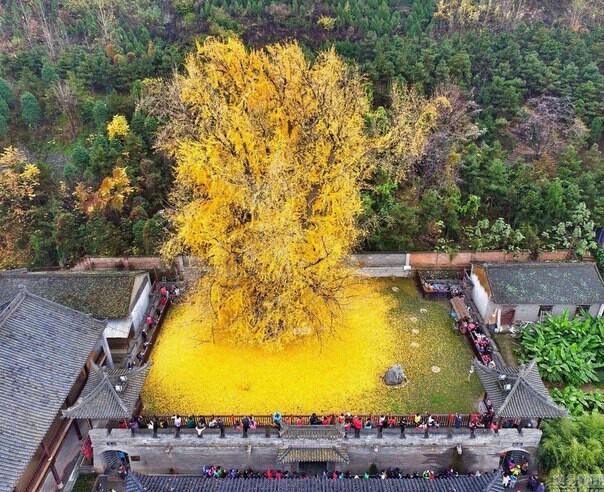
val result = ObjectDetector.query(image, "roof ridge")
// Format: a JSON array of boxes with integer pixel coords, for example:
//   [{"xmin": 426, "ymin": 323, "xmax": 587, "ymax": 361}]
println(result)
[
  {"xmin": 482, "ymin": 261, "xmax": 586, "ymax": 268},
  {"xmin": 0, "ymin": 290, "xmax": 26, "ymax": 328},
  {"xmin": 95, "ymin": 374, "xmax": 131, "ymax": 415},
  {"xmin": 63, "ymin": 371, "xmax": 130, "ymax": 418},
  {"xmin": 498, "ymin": 360, "xmax": 566, "ymax": 416},
  {"xmin": 516, "ymin": 360, "xmax": 566, "ymax": 410},
  {"xmin": 496, "ymin": 362, "xmax": 525, "ymax": 416},
  {"xmin": 484, "ymin": 469, "xmax": 504, "ymax": 491},
  {"xmin": 126, "ymin": 472, "xmax": 146, "ymax": 492}
]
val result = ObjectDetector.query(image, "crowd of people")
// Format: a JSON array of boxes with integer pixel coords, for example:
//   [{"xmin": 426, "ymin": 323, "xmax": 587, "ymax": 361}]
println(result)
[
  {"xmin": 198, "ymin": 465, "xmax": 499, "ymax": 481},
  {"xmin": 500, "ymin": 457, "xmax": 545, "ymax": 491},
  {"xmin": 118, "ymin": 410, "xmax": 517, "ymax": 436},
  {"xmin": 126, "ymin": 284, "xmax": 181, "ymax": 369}
]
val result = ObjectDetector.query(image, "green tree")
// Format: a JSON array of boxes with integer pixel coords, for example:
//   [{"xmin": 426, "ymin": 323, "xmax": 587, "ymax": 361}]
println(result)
[
  {"xmin": 481, "ymin": 76, "xmax": 525, "ymax": 118},
  {"xmin": 20, "ymin": 92, "xmax": 42, "ymax": 127},
  {"xmin": 0, "ymin": 98, "xmax": 9, "ymax": 121},
  {"xmin": 0, "ymin": 115, "xmax": 8, "ymax": 137},
  {"xmin": 0, "ymin": 78, "xmax": 15, "ymax": 107},
  {"xmin": 92, "ymin": 99, "xmax": 109, "ymax": 129},
  {"xmin": 538, "ymin": 414, "xmax": 604, "ymax": 482},
  {"xmin": 41, "ymin": 63, "xmax": 59, "ymax": 86},
  {"xmin": 542, "ymin": 203, "xmax": 597, "ymax": 258}
]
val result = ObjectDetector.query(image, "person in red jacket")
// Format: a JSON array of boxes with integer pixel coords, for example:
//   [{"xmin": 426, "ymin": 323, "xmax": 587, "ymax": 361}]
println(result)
[{"xmin": 352, "ymin": 415, "xmax": 362, "ymax": 438}]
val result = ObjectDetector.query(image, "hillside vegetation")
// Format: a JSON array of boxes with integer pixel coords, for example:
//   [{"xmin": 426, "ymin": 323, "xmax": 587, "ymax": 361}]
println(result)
[{"xmin": 0, "ymin": 0, "xmax": 602, "ymax": 267}]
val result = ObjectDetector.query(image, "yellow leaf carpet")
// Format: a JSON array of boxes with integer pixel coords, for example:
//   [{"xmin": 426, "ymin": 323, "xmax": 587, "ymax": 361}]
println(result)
[{"xmin": 142, "ymin": 279, "xmax": 482, "ymax": 415}]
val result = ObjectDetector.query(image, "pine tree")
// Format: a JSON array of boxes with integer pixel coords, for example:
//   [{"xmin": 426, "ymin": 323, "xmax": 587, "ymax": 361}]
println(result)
[
  {"xmin": 20, "ymin": 92, "xmax": 42, "ymax": 127},
  {"xmin": 0, "ymin": 98, "xmax": 9, "ymax": 121},
  {"xmin": 0, "ymin": 78, "xmax": 15, "ymax": 107}
]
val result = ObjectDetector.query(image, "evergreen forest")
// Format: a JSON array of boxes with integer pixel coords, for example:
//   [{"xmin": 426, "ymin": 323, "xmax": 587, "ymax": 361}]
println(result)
[{"xmin": 0, "ymin": 0, "xmax": 603, "ymax": 268}]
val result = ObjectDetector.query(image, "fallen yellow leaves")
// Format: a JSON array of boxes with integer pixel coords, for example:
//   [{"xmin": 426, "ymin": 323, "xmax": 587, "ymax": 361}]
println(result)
[{"xmin": 142, "ymin": 279, "xmax": 482, "ymax": 415}]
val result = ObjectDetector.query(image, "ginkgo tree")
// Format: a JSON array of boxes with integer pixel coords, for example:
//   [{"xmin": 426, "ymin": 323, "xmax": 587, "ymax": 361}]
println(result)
[{"xmin": 153, "ymin": 38, "xmax": 371, "ymax": 349}]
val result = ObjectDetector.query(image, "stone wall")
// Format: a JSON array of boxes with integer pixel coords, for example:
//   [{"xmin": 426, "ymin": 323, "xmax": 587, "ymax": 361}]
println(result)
[
  {"xmin": 71, "ymin": 256, "xmax": 171, "ymax": 273},
  {"xmin": 89, "ymin": 427, "xmax": 541, "ymax": 475},
  {"xmin": 71, "ymin": 250, "xmax": 580, "ymax": 278},
  {"xmin": 350, "ymin": 250, "xmax": 578, "ymax": 277}
]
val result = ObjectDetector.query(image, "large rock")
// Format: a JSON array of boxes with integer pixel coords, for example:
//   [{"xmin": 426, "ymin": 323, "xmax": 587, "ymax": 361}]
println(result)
[{"xmin": 384, "ymin": 364, "xmax": 406, "ymax": 386}]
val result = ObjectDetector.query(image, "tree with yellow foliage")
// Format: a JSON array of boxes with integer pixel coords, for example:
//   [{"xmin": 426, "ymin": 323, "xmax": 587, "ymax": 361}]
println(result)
[
  {"xmin": 369, "ymin": 85, "xmax": 451, "ymax": 184},
  {"xmin": 107, "ymin": 114, "xmax": 129, "ymax": 139},
  {"xmin": 152, "ymin": 38, "xmax": 369, "ymax": 349},
  {"xmin": 74, "ymin": 167, "xmax": 134, "ymax": 215},
  {"xmin": 0, "ymin": 147, "xmax": 42, "ymax": 268}
]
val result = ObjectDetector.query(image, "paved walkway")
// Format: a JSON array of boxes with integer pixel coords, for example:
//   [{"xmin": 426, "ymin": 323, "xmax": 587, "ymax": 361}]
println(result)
[{"xmin": 95, "ymin": 473, "xmax": 126, "ymax": 492}]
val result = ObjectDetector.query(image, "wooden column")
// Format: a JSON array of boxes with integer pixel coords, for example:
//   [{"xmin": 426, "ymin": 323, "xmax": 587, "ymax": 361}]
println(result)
[
  {"xmin": 101, "ymin": 333, "xmax": 114, "ymax": 369},
  {"xmin": 41, "ymin": 443, "xmax": 64, "ymax": 489},
  {"xmin": 73, "ymin": 419, "xmax": 83, "ymax": 440},
  {"xmin": 50, "ymin": 462, "xmax": 64, "ymax": 489}
]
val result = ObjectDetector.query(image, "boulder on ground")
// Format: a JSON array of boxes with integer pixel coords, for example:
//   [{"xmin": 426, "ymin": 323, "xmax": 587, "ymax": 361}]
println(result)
[{"xmin": 383, "ymin": 364, "xmax": 406, "ymax": 386}]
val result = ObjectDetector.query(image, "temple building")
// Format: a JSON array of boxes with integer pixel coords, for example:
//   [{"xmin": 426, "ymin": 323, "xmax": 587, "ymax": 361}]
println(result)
[
  {"xmin": 0, "ymin": 270, "xmax": 151, "ymax": 363},
  {"xmin": 470, "ymin": 261, "xmax": 604, "ymax": 326},
  {"xmin": 0, "ymin": 289, "xmax": 108, "ymax": 492}
]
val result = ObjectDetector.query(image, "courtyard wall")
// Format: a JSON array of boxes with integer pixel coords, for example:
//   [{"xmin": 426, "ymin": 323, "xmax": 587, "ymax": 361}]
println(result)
[
  {"xmin": 70, "ymin": 250, "xmax": 579, "ymax": 278},
  {"xmin": 89, "ymin": 427, "xmax": 541, "ymax": 475}
]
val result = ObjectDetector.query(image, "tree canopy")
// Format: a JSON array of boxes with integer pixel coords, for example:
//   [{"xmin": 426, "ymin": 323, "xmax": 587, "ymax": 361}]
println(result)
[{"xmin": 157, "ymin": 38, "xmax": 369, "ymax": 348}]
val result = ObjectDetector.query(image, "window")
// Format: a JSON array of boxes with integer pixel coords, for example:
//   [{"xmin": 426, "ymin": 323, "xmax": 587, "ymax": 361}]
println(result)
[{"xmin": 538, "ymin": 305, "xmax": 553, "ymax": 320}]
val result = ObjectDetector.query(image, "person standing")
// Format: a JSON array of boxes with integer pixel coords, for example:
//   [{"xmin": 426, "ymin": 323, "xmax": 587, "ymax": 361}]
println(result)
[
  {"xmin": 173, "ymin": 415, "xmax": 182, "ymax": 437},
  {"xmin": 352, "ymin": 415, "xmax": 362, "ymax": 438},
  {"xmin": 218, "ymin": 417, "xmax": 225, "ymax": 438},
  {"xmin": 152, "ymin": 417, "xmax": 159, "ymax": 438},
  {"xmin": 502, "ymin": 474, "xmax": 510, "ymax": 487},
  {"xmin": 129, "ymin": 418, "xmax": 138, "ymax": 437},
  {"xmin": 272, "ymin": 411, "xmax": 282, "ymax": 430},
  {"xmin": 509, "ymin": 474, "xmax": 517, "ymax": 488},
  {"xmin": 196, "ymin": 417, "xmax": 206, "ymax": 438},
  {"xmin": 242, "ymin": 416, "xmax": 250, "ymax": 438}
]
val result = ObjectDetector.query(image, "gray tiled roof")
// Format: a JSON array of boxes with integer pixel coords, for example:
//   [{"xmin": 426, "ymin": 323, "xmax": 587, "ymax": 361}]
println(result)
[
  {"xmin": 126, "ymin": 472, "xmax": 504, "ymax": 492},
  {"xmin": 0, "ymin": 290, "xmax": 106, "ymax": 492},
  {"xmin": 0, "ymin": 270, "xmax": 148, "ymax": 319},
  {"xmin": 473, "ymin": 359, "xmax": 568, "ymax": 418},
  {"xmin": 62, "ymin": 362, "xmax": 151, "ymax": 420},
  {"xmin": 476, "ymin": 261, "xmax": 604, "ymax": 305},
  {"xmin": 280, "ymin": 425, "xmax": 345, "ymax": 439},
  {"xmin": 277, "ymin": 446, "xmax": 350, "ymax": 464}
]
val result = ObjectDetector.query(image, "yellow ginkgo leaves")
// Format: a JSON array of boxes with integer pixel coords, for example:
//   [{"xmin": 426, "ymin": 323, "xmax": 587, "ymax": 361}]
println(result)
[{"xmin": 156, "ymin": 38, "xmax": 370, "ymax": 349}]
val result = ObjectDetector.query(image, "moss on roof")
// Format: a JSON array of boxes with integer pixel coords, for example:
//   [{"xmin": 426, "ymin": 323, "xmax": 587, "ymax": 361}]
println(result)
[
  {"xmin": 0, "ymin": 271, "xmax": 146, "ymax": 318},
  {"xmin": 479, "ymin": 262, "xmax": 604, "ymax": 305}
]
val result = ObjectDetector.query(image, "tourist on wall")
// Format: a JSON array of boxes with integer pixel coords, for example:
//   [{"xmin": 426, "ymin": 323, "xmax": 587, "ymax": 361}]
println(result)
[
  {"xmin": 196, "ymin": 417, "xmax": 206, "ymax": 438},
  {"xmin": 272, "ymin": 411, "xmax": 282, "ymax": 430},
  {"xmin": 352, "ymin": 415, "xmax": 362, "ymax": 437}
]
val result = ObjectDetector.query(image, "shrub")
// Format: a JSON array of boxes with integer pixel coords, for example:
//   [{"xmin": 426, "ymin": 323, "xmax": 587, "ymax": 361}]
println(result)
[
  {"xmin": 551, "ymin": 386, "xmax": 604, "ymax": 416},
  {"xmin": 517, "ymin": 312, "xmax": 604, "ymax": 386}
]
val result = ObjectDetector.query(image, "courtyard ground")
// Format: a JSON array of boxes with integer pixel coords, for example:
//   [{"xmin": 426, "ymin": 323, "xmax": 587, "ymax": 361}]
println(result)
[{"xmin": 143, "ymin": 278, "xmax": 483, "ymax": 415}]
